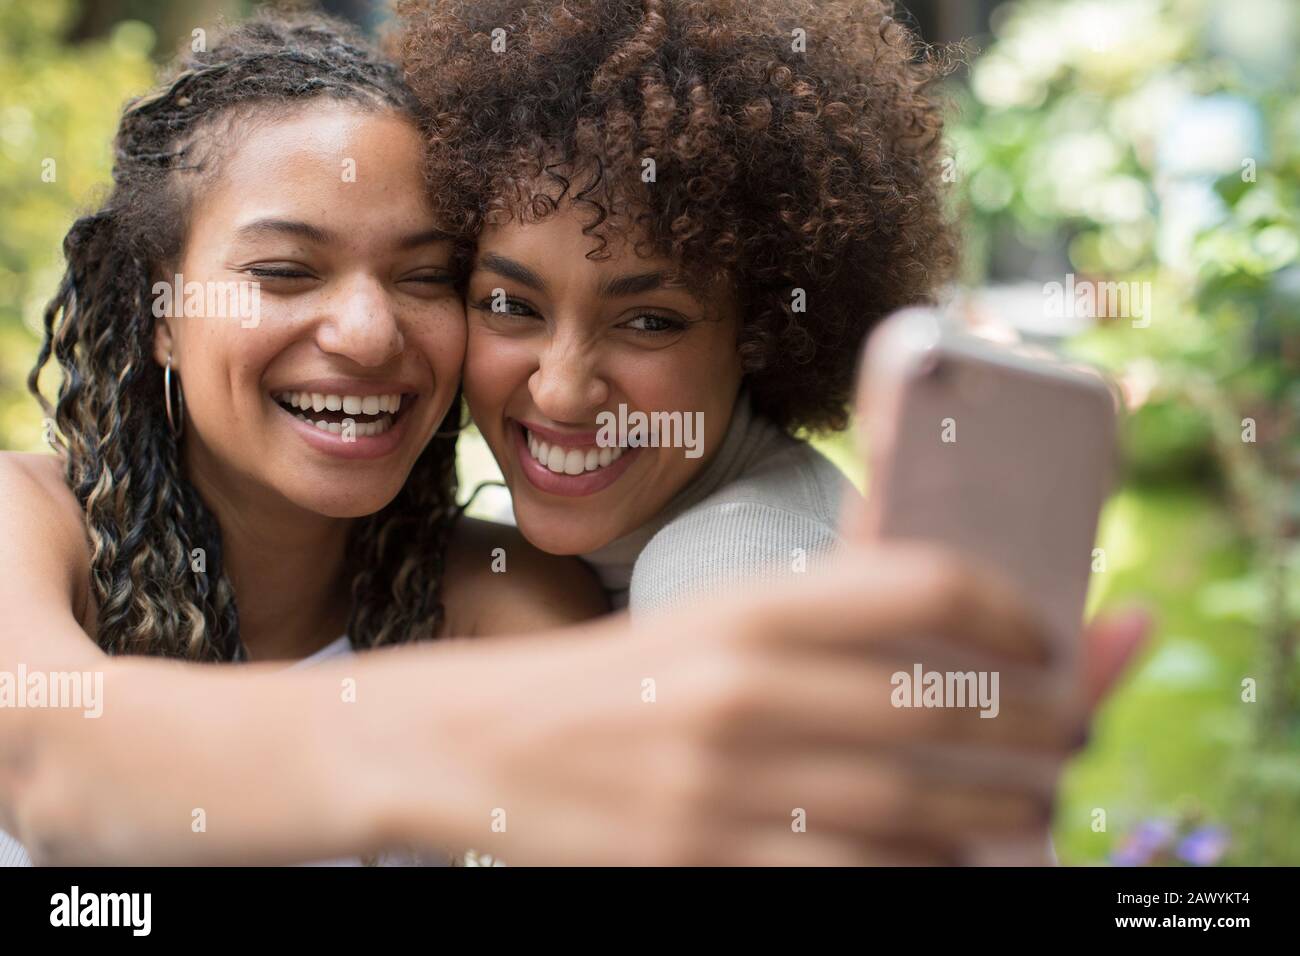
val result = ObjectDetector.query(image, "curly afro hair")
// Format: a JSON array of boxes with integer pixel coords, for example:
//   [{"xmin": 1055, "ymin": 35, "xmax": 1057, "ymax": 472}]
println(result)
[{"xmin": 399, "ymin": 0, "xmax": 957, "ymax": 433}]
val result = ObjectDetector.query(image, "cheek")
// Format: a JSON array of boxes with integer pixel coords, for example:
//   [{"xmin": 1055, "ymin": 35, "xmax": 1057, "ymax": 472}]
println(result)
[
  {"xmin": 616, "ymin": 349, "xmax": 734, "ymax": 415},
  {"xmin": 173, "ymin": 322, "xmax": 284, "ymax": 419},
  {"xmin": 464, "ymin": 330, "xmax": 535, "ymax": 416},
  {"xmin": 616, "ymin": 350, "xmax": 739, "ymax": 470},
  {"xmin": 415, "ymin": 305, "xmax": 468, "ymax": 390}
]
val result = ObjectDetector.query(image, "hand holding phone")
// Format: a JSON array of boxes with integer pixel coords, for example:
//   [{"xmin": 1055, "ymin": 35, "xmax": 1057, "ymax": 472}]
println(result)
[{"xmin": 840, "ymin": 305, "xmax": 1123, "ymax": 864}]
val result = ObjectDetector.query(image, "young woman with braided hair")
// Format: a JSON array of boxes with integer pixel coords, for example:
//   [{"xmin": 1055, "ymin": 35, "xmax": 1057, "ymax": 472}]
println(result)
[
  {"xmin": 0, "ymin": 10, "xmax": 1142, "ymax": 867},
  {"xmin": 0, "ymin": 10, "xmax": 609, "ymax": 866}
]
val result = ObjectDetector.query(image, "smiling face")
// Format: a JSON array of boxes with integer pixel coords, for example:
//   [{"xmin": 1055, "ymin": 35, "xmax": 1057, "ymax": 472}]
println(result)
[
  {"xmin": 463, "ymin": 201, "xmax": 745, "ymax": 555},
  {"xmin": 154, "ymin": 102, "xmax": 465, "ymax": 521}
]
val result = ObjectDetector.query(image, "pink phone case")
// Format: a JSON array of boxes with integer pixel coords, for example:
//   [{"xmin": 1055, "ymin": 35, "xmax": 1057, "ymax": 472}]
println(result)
[
  {"xmin": 857, "ymin": 306, "xmax": 1119, "ymax": 666},
  {"xmin": 854, "ymin": 306, "xmax": 1121, "ymax": 866}
]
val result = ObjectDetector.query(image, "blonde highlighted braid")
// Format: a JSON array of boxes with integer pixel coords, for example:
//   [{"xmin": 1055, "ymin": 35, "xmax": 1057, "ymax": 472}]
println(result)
[{"xmin": 28, "ymin": 11, "xmax": 462, "ymax": 661}]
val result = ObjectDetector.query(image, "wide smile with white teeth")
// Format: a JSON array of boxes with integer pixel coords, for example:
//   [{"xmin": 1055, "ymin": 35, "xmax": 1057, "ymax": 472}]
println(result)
[
  {"xmin": 524, "ymin": 427, "xmax": 625, "ymax": 476},
  {"xmin": 273, "ymin": 390, "xmax": 409, "ymax": 438}
]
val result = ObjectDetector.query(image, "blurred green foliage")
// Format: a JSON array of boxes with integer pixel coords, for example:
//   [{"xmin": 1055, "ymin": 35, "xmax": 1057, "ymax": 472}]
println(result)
[
  {"xmin": 952, "ymin": 0, "xmax": 1298, "ymax": 863},
  {"xmin": 0, "ymin": 0, "xmax": 156, "ymax": 448},
  {"xmin": 1061, "ymin": 487, "xmax": 1258, "ymax": 862}
]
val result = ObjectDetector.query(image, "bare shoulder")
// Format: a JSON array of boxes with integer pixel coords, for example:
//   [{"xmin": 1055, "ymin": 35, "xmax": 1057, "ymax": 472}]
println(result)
[
  {"xmin": 0, "ymin": 451, "xmax": 92, "ymax": 622},
  {"xmin": 442, "ymin": 515, "xmax": 609, "ymax": 636},
  {"xmin": 0, "ymin": 451, "xmax": 84, "ymax": 538}
]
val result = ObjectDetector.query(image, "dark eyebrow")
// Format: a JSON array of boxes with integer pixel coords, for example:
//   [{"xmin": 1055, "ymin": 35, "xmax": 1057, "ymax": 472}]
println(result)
[
  {"xmin": 477, "ymin": 253, "xmax": 694, "ymax": 300},
  {"xmin": 397, "ymin": 228, "xmax": 457, "ymax": 250},
  {"xmin": 234, "ymin": 218, "xmax": 336, "ymax": 245},
  {"xmin": 599, "ymin": 270, "xmax": 692, "ymax": 298},
  {"xmin": 476, "ymin": 253, "xmax": 547, "ymax": 291},
  {"xmin": 235, "ymin": 220, "xmax": 454, "ymax": 251}
]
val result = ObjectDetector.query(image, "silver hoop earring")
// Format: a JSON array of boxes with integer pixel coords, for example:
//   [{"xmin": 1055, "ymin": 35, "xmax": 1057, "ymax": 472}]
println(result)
[{"xmin": 164, "ymin": 353, "xmax": 185, "ymax": 440}]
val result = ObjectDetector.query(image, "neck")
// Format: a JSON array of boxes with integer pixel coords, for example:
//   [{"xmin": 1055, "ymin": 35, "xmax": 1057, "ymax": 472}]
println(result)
[{"xmin": 185, "ymin": 450, "xmax": 353, "ymax": 663}]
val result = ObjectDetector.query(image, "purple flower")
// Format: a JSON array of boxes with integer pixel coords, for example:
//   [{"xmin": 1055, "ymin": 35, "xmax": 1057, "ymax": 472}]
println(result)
[
  {"xmin": 1176, "ymin": 827, "xmax": 1229, "ymax": 866},
  {"xmin": 1111, "ymin": 818, "xmax": 1176, "ymax": 866}
]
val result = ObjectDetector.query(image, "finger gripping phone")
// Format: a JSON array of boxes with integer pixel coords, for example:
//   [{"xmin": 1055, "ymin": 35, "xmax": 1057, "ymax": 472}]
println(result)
[{"xmin": 856, "ymin": 305, "xmax": 1121, "ymax": 670}]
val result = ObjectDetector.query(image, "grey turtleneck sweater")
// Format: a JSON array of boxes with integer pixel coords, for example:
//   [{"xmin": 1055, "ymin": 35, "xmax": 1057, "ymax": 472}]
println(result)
[{"xmin": 580, "ymin": 393, "xmax": 855, "ymax": 613}]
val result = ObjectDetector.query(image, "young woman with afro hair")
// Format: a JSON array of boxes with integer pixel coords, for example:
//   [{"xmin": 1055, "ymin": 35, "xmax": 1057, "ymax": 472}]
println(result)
[{"xmin": 400, "ymin": 0, "xmax": 960, "ymax": 610}]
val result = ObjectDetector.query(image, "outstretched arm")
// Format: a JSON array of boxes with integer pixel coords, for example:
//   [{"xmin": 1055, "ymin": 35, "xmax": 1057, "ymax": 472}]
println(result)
[
  {"xmin": 0, "ymin": 454, "xmax": 438, "ymax": 863},
  {"xmin": 2, "ymin": 451, "xmax": 1143, "ymax": 866},
  {"xmin": 0, "ymin": 455, "xmax": 613, "ymax": 865}
]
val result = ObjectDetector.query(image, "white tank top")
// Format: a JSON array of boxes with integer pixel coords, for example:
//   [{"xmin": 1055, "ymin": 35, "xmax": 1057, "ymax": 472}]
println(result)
[{"xmin": 0, "ymin": 636, "xmax": 450, "ymax": 867}]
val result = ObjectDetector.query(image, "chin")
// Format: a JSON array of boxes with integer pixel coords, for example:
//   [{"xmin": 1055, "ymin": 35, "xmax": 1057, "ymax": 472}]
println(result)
[
  {"xmin": 289, "ymin": 484, "xmax": 403, "ymax": 521},
  {"xmin": 514, "ymin": 505, "xmax": 620, "ymax": 556}
]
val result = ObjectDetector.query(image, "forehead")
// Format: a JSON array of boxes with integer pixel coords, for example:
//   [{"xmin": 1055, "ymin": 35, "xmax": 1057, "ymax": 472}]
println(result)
[
  {"xmin": 186, "ymin": 102, "xmax": 435, "ymax": 243},
  {"xmin": 478, "ymin": 187, "xmax": 704, "ymax": 298},
  {"xmin": 480, "ymin": 157, "xmax": 664, "ymax": 259},
  {"xmin": 479, "ymin": 205, "xmax": 665, "ymax": 266},
  {"xmin": 474, "ymin": 206, "xmax": 746, "ymax": 316}
]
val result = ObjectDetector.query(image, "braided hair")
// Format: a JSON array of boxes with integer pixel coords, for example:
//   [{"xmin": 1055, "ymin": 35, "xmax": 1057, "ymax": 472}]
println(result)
[{"xmin": 28, "ymin": 11, "xmax": 461, "ymax": 661}]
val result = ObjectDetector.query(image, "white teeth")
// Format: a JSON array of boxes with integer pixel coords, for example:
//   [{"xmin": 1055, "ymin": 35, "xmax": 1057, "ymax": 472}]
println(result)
[
  {"xmin": 546, "ymin": 444, "xmax": 566, "ymax": 473},
  {"xmin": 524, "ymin": 428, "xmax": 628, "ymax": 475},
  {"xmin": 277, "ymin": 391, "xmax": 407, "ymax": 421},
  {"xmin": 292, "ymin": 411, "xmax": 395, "ymax": 438}
]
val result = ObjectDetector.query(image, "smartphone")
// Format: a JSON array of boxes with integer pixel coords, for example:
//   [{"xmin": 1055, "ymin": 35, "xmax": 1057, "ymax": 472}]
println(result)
[
  {"xmin": 854, "ymin": 305, "xmax": 1120, "ymax": 669},
  {"xmin": 852, "ymin": 305, "xmax": 1120, "ymax": 865}
]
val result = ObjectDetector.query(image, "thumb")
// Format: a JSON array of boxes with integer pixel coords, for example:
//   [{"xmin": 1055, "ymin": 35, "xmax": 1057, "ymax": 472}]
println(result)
[{"xmin": 1084, "ymin": 606, "xmax": 1152, "ymax": 712}]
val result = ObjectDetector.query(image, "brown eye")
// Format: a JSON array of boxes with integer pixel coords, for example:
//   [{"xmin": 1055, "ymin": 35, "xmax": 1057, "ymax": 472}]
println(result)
[
  {"xmin": 476, "ymin": 296, "xmax": 537, "ymax": 318},
  {"xmin": 623, "ymin": 314, "xmax": 685, "ymax": 334}
]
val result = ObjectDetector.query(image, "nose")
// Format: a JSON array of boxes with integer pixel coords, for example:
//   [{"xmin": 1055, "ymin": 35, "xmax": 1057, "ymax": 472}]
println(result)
[
  {"xmin": 528, "ymin": 327, "xmax": 610, "ymax": 422},
  {"xmin": 314, "ymin": 274, "xmax": 404, "ymax": 367}
]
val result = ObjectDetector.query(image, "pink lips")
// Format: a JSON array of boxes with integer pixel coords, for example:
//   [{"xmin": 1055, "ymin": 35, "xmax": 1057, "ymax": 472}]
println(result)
[{"xmin": 512, "ymin": 419, "xmax": 639, "ymax": 497}]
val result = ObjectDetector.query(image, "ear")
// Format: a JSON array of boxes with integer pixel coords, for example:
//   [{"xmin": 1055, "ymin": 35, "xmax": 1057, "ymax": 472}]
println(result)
[
  {"xmin": 152, "ymin": 259, "xmax": 177, "ymax": 367},
  {"xmin": 153, "ymin": 316, "xmax": 175, "ymax": 368}
]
